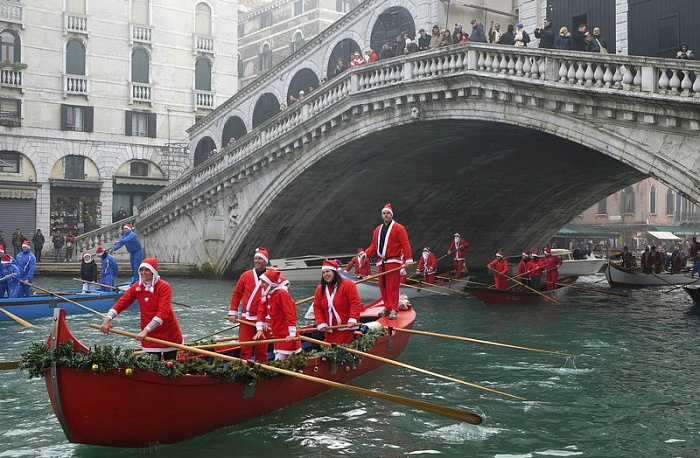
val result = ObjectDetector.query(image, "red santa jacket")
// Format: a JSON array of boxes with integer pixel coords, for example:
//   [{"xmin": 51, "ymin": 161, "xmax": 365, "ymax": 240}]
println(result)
[
  {"xmin": 449, "ymin": 238, "xmax": 469, "ymax": 261},
  {"xmin": 527, "ymin": 258, "xmax": 544, "ymax": 276},
  {"xmin": 346, "ymin": 254, "xmax": 371, "ymax": 277},
  {"xmin": 487, "ymin": 258, "xmax": 508, "ymax": 276},
  {"xmin": 111, "ymin": 279, "xmax": 182, "ymax": 350},
  {"xmin": 313, "ymin": 280, "xmax": 362, "ymax": 331},
  {"xmin": 417, "ymin": 251, "xmax": 437, "ymax": 274},
  {"xmin": 517, "ymin": 259, "xmax": 530, "ymax": 277},
  {"xmin": 228, "ymin": 269, "xmax": 265, "ymax": 321},
  {"xmin": 256, "ymin": 282, "xmax": 301, "ymax": 354},
  {"xmin": 543, "ymin": 255, "xmax": 563, "ymax": 273},
  {"xmin": 365, "ymin": 220, "xmax": 413, "ymax": 266}
]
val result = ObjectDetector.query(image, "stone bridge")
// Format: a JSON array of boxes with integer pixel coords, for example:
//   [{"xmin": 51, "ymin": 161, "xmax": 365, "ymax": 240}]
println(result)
[{"xmin": 84, "ymin": 1, "xmax": 700, "ymax": 276}]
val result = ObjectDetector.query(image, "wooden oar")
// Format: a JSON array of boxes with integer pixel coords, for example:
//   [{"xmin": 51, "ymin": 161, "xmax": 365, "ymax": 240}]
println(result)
[
  {"xmin": 135, "ymin": 337, "xmax": 287, "ymax": 354},
  {"xmin": 365, "ymin": 278, "xmax": 450, "ymax": 296},
  {"xmin": 407, "ymin": 279, "xmax": 473, "ymax": 297},
  {"xmin": 0, "ymin": 306, "xmax": 44, "ymax": 329},
  {"xmin": 296, "ymin": 262, "xmax": 417, "ymax": 306},
  {"xmin": 388, "ymin": 326, "xmax": 573, "ymax": 357},
  {"xmin": 651, "ymin": 273, "xmax": 674, "ymax": 286},
  {"xmin": 93, "ymin": 324, "xmax": 482, "ymax": 424},
  {"xmin": 0, "ymin": 361, "xmax": 20, "ymax": 370},
  {"xmin": 0, "ymin": 272, "xmax": 16, "ymax": 282},
  {"xmin": 187, "ymin": 323, "xmax": 240, "ymax": 344},
  {"xmin": 436, "ymin": 275, "xmax": 489, "ymax": 287},
  {"xmin": 300, "ymin": 335, "xmax": 524, "ymax": 400},
  {"xmin": 489, "ymin": 268, "xmax": 560, "ymax": 305},
  {"xmin": 72, "ymin": 278, "xmax": 192, "ymax": 308},
  {"xmin": 236, "ymin": 319, "xmax": 358, "ymax": 335},
  {"xmin": 29, "ymin": 283, "xmax": 105, "ymax": 317},
  {"xmin": 556, "ymin": 282, "xmax": 629, "ymax": 298},
  {"xmin": 663, "ymin": 277, "xmax": 700, "ymax": 294}
]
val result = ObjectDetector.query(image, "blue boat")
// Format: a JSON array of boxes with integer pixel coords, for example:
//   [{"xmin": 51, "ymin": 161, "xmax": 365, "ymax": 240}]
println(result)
[{"xmin": 0, "ymin": 285, "xmax": 130, "ymax": 321}]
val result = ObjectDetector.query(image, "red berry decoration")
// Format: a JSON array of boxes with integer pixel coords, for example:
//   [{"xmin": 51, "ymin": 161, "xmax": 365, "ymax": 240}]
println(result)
[{"xmin": 166, "ymin": 361, "xmax": 174, "ymax": 368}]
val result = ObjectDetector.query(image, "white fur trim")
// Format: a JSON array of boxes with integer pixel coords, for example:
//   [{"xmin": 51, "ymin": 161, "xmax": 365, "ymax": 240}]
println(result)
[{"xmin": 254, "ymin": 253, "xmax": 268, "ymax": 263}]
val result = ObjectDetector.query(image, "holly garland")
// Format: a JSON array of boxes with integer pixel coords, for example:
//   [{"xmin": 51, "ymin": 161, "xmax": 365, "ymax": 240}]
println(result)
[{"xmin": 19, "ymin": 330, "xmax": 385, "ymax": 384}]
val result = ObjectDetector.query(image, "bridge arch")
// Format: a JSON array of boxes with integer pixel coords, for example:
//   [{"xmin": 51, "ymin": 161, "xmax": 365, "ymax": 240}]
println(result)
[
  {"xmin": 252, "ymin": 93, "xmax": 281, "ymax": 129},
  {"xmin": 364, "ymin": 0, "xmax": 419, "ymax": 47},
  {"xmin": 325, "ymin": 37, "xmax": 362, "ymax": 79},
  {"xmin": 193, "ymin": 136, "xmax": 216, "ymax": 167},
  {"xmin": 369, "ymin": 5, "xmax": 416, "ymax": 52},
  {"xmin": 221, "ymin": 116, "xmax": 247, "ymax": 147},
  {"xmin": 287, "ymin": 68, "xmax": 320, "ymax": 104}
]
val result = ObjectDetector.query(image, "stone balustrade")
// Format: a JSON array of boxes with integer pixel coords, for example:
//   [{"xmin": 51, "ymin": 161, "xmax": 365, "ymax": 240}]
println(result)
[
  {"xmin": 76, "ymin": 216, "xmax": 137, "ymax": 261},
  {"xmin": 0, "ymin": 68, "xmax": 22, "ymax": 88},
  {"xmin": 131, "ymin": 24, "xmax": 153, "ymax": 44},
  {"xmin": 64, "ymin": 74, "xmax": 89, "ymax": 96},
  {"xmin": 64, "ymin": 12, "xmax": 88, "ymax": 35},
  {"xmin": 195, "ymin": 90, "xmax": 214, "ymax": 109},
  {"xmin": 195, "ymin": 35, "xmax": 214, "ymax": 54},
  {"xmin": 0, "ymin": 1, "xmax": 22, "ymax": 26},
  {"xmin": 131, "ymin": 82, "xmax": 152, "ymax": 103}
]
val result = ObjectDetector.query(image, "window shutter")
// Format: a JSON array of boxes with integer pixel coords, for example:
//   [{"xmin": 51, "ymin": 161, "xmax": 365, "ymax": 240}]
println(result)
[
  {"xmin": 147, "ymin": 112, "xmax": 157, "ymax": 138},
  {"xmin": 125, "ymin": 111, "xmax": 133, "ymax": 136},
  {"xmin": 60, "ymin": 104, "xmax": 68, "ymax": 131},
  {"xmin": 84, "ymin": 106, "xmax": 94, "ymax": 133}
]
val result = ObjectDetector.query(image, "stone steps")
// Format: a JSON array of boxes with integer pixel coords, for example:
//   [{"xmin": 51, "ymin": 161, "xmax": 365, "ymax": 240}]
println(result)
[{"xmin": 33, "ymin": 262, "xmax": 201, "ymax": 277}]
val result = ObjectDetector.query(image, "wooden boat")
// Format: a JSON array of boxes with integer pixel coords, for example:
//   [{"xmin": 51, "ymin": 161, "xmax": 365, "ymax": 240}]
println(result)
[
  {"xmin": 464, "ymin": 276, "xmax": 577, "ymax": 305},
  {"xmin": 604, "ymin": 262, "xmax": 691, "ymax": 287},
  {"xmin": 269, "ymin": 253, "xmax": 357, "ymax": 282},
  {"xmin": 43, "ymin": 304, "xmax": 416, "ymax": 447},
  {"xmin": 507, "ymin": 249, "xmax": 606, "ymax": 277},
  {"xmin": 683, "ymin": 286, "xmax": 700, "ymax": 304},
  {"xmin": 339, "ymin": 269, "xmax": 461, "ymax": 301},
  {"xmin": 0, "ymin": 286, "xmax": 126, "ymax": 321}
]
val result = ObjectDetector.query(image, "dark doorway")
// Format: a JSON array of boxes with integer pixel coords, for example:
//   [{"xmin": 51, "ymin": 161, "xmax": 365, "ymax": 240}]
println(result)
[
  {"xmin": 547, "ymin": 0, "xmax": 614, "ymax": 50},
  {"xmin": 252, "ymin": 93, "xmax": 281, "ymax": 129},
  {"xmin": 222, "ymin": 116, "xmax": 247, "ymax": 147},
  {"xmin": 326, "ymin": 39, "xmax": 361, "ymax": 80},
  {"xmin": 370, "ymin": 6, "xmax": 415, "ymax": 53},
  {"xmin": 287, "ymin": 68, "xmax": 320, "ymax": 104},
  {"xmin": 628, "ymin": 0, "xmax": 699, "ymax": 58},
  {"xmin": 194, "ymin": 136, "xmax": 216, "ymax": 167}
]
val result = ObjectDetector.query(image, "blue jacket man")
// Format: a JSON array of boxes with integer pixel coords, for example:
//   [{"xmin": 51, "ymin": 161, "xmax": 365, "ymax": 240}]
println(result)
[
  {"xmin": 97, "ymin": 246, "xmax": 119, "ymax": 290},
  {"xmin": 16, "ymin": 241, "xmax": 36, "ymax": 297},
  {"xmin": 0, "ymin": 254, "xmax": 21, "ymax": 298},
  {"xmin": 114, "ymin": 223, "xmax": 142, "ymax": 284}
]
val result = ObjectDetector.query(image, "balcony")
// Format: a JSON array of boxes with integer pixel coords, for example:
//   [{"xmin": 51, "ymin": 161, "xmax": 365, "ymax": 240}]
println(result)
[
  {"xmin": 195, "ymin": 90, "xmax": 214, "ymax": 110},
  {"xmin": 194, "ymin": 34, "xmax": 214, "ymax": 55},
  {"xmin": 64, "ymin": 12, "xmax": 88, "ymax": 35},
  {"xmin": 0, "ymin": 68, "xmax": 22, "ymax": 90},
  {"xmin": 130, "ymin": 82, "xmax": 152, "ymax": 105},
  {"xmin": 0, "ymin": 1, "xmax": 23, "ymax": 27},
  {"xmin": 63, "ymin": 74, "xmax": 89, "ymax": 97},
  {"xmin": 130, "ymin": 24, "xmax": 153, "ymax": 45}
]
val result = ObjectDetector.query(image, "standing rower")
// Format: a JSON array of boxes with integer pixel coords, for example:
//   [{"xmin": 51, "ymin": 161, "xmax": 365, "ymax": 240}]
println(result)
[
  {"xmin": 313, "ymin": 260, "xmax": 362, "ymax": 344},
  {"xmin": 517, "ymin": 251, "xmax": 531, "ymax": 287},
  {"xmin": 227, "ymin": 247, "xmax": 270, "ymax": 362},
  {"xmin": 0, "ymin": 254, "xmax": 20, "ymax": 298},
  {"xmin": 114, "ymin": 223, "xmax": 143, "ymax": 284},
  {"xmin": 16, "ymin": 241, "xmax": 36, "ymax": 297},
  {"xmin": 527, "ymin": 249, "xmax": 544, "ymax": 290},
  {"xmin": 253, "ymin": 269, "xmax": 301, "ymax": 360},
  {"xmin": 96, "ymin": 246, "xmax": 119, "ymax": 291},
  {"xmin": 417, "ymin": 245, "xmax": 437, "ymax": 284},
  {"xmin": 487, "ymin": 251, "xmax": 508, "ymax": 290},
  {"xmin": 100, "ymin": 258, "xmax": 183, "ymax": 360},
  {"xmin": 543, "ymin": 248, "xmax": 563, "ymax": 291},
  {"xmin": 345, "ymin": 248, "xmax": 371, "ymax": 278},
  {"xmin": 449, "ymin": 232, "xmax": 469, "ymax": 278},
  {"xmin": 361, "ymin": 203, "xmax": 413, "ymax": 320}
]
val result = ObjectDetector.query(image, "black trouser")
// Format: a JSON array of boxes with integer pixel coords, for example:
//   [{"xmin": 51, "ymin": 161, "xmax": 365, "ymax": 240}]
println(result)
[
  {"xmin": 530, "ymin": 276, "xmax": 541, "ymax": 291},
  {"xmin": 147, "ymin": 350, "xmax": 177, "ymax": 361},
  {"xmin": 35, "ymin": 248, "xmax": 42, "ymax": 262}
]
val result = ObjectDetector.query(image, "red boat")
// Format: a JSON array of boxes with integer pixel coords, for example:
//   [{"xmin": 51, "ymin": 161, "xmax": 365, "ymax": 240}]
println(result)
[
  {"xmin": 464, "ymin": 277, "xmax": 577, "ymax": 305},
  {"xmin": 44, "ymin": 304, "xmax": 417, "ymax": 447}
]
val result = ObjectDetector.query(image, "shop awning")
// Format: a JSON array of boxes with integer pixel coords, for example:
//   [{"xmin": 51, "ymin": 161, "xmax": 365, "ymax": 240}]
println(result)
[
  {"xmin": 647, "ymin": 231, "xmax": 681, "ymax": 241},
  {"xmin": 49, "ymin": 179, "xmax": 101, "ymax": 189},
  {"xmin": 113, "ymin": 176, "xmax": 169, "ymax": 187},
  {"xmin": 652, "ymin": 225, "xmax": 700, "ymax": 236},
  {"xmin": 555, "ymin": 224, "xmax": 617, "ymax": 239}
]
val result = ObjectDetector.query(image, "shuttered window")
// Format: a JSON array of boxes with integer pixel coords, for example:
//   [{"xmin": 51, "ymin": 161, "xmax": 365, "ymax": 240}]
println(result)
[
  {"xmin": 60, "ymin": 104, "xmax": 94, "ymax": 132},
  {"xmin": 125, "ymin": 111, "xmax": 156, "ymax": 138}
]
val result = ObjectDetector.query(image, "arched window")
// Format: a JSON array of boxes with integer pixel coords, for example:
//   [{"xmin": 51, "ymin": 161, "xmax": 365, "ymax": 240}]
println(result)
[
  {"xmin": 222, "ymin": 116, "xmax": 247, "ymax": 146},
  {"xmin": 195, "ymin": 58, "xmax": 211, "ymax": 90},
  {"xmin": 66, "ymin": 39, "xmax": 86, "ymax": 75},
  {"xmin": 326, "ymin": 38, "xmax": 360, "ymax": 79},
  {"xmin": 131, "ymin": 48, "xmax": 149, "ymax": 83},
  {"xmin": 370, "ymin": 6, "xmax": 415, "ymax": 53},
  {"xmin": 67, "ymin": 0, "xmax": 86, "ymax": 14},
  {"xmin": 1, "ymin": 30, "xmax": 20, "ymax": 64},
  {"xmin": 287, "ymin": 68, "xmax": 319, "ymax": 103},
  {"xmin": 195, "ymin": 2, "xmax": 212, "ymax": 36},
  {"xmin": 194, "ymin": 136, "xmax": 216, "ymax": 167},
  {"xmin": 621, "ymin": 186, "xmax": 635, "ymax": 214},
  {"xmin": 237, "ymin": 53, "xmax": 243, "ymax": 77},
  {"xmin": 259, "ymin": 43, "xmax": 272, "ymax": 71},
  {"xmin": 132, "ymin": 0, "xmax": 149, "ymax": 25},
  {"xmin": 290, "ymin": 31, "xmax": 304, "ymax": 53},
  {"xmin": 649, "ymin": 185, "xmax": 657, "ymax": 214},
  {"xmin": 666, "ymin": 189, "xmax": 674, "ymax": 215},
  {"xmin": 294, "ymin": 0, "xmax": 303, "ymax": 16},
  {"xmin": 252, "ymin": 93, "xmax": 280, "ymax": 128}
]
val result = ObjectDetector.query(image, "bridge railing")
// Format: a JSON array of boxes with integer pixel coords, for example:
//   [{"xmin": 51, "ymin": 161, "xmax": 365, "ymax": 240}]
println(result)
[
  {"xmin": 76, "ymin": 216, "xmax": 137, "ymax": 261},
  {"xmin": 137, "ymin": 44, "xmax": 700, "ymax": 223}
]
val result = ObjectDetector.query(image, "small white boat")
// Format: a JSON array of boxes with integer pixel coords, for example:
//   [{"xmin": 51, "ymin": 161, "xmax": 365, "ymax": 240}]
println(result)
[
  {"xmin": 604, "ymin": 261, "xmax": 692, "ymax": 287},
  {"xmin": 269, "ymin": 254, "xmax": 357, "ymax": 282},
  {"xmin": 507, "ymin": 249, "xmax": 606, "ymax": 277}
]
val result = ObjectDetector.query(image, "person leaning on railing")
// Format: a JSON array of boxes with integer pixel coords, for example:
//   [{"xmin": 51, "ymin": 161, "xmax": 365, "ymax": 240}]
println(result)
[{"xmin": 677, "ymin": 43, "xmax": 694, "ymax": 60}]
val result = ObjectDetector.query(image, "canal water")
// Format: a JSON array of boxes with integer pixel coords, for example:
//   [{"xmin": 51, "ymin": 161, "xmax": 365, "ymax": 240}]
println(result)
[{"xmin": 1, "ymin": 275, "xmax": 700, "ymax": 457}]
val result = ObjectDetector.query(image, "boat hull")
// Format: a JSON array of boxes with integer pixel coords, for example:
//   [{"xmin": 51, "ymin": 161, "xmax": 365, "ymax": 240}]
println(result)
[
  {"xmin": 464, "ymin": 278, "xmax": 575, "ymax": 305},
  {"xmin": 604, "ymin": 262, "xmax": 691, "ymax": 287},
  {"xmin": 683, "ymin": 286, "xmax": 700, "ymax": 304},
  {"xmin": 269, "ymin": 254, "xmax": 357, "ymax": 282},
  {"xmin": 507, "ymin": 259, "xmax": 606, "ymax": 277},
  {"xmin": 46, "ymin": 306, "xmax": 415, "ymax": 447},
  {"xmin": 0, "ymin": 289, "xmax": 126, "ymax": 321}
]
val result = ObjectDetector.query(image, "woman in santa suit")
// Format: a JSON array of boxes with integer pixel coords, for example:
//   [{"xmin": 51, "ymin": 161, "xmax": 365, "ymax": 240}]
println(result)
[
  {"xmin": 253, "ymin": 269, "xmax": 301, "ymax": 360},
  {"xmin": 313, "ymin": 260, "xmax": 363, "ymax": 345},
  {"xmin": 100, "ymin": 257, "xmax": 183, "ymax": 360}
]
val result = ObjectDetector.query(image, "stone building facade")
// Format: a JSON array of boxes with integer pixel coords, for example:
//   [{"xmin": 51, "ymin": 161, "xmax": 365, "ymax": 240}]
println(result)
[{"xmin": 0, "ymin": 0, "xmax": 237, "ymax": 242}]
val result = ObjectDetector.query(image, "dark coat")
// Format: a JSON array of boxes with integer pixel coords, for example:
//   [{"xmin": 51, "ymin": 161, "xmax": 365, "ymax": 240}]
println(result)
[
  {"xmin": 499, "ymin": 31, "xmax": 515, "ymax": 45},
  {"xmin": 572, "ymin": 30, "xmax": 587, "ymax": 51},
  {"xmin": 553, "ymin": 35, "xmax": 572, "ymax": 50},
  {"xmin": 587, "ymin": 35, "xmax": 609, "ymax": 53},
  {"xmin": 535, "ymin": 25, "xmax": 555, "ymax": 48},
  {"xmin": 418, "ymin": 34, "xmax": 431, "ymax": 50},
  {"xmin": 81, "ymin": 261, "xmax": 98, "ymax": 282},
  {"xmin": 379, "ymin": 48, "xmax": 395, "ymax": 60},
  {"xmin": 32, "ymin": 233, "xmax": 45, "ymax": 249},
  {"xmin": 52, "ymin": 235, "xmax": 64, "ymax": 249}
]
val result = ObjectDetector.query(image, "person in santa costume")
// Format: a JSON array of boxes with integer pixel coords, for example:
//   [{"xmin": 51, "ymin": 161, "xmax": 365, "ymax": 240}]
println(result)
[
  {"xmin": 100, "ymin": 257, "xmax": 183, "ymax": 360},
  {"xmin": 253, "ymin": 269, "xmax": 301, "ymax": 360},
  {"xmin": 543, "ymin": 248, "xmax": 563, "ymax": 291},
  {"xmin": 0, "ymin": 254, "xmax": 20, "ymax": 298},
  {"xmin": 448, "ymin": 232, "xmax": 469, "ymax": 278},
  {"xmin": 313, "ymin": 260, "xmax": 362, "ymax": 345},
  {"xmin": 487, "ymin": 251, "xmax": 508, "ymax": 290},
  {"xmin": 226, "ymin": 247, "xmax": 271, "ymax": 362},
  {"xmin": 527, "ymin": 249, "xmax": 544, "ymax": 291},
  {"xmin": 80, "ymin": 252, "xmax": 99, "ymax": 292},
  {"xmin": 345, "ymin": 248, "xmax": 371, "ymax": 278},
  {"xmin": 348, "ymin": 51, "xmax": 366, "ymax": 68},
  {"xmin": 113, "ymin": 223, "xmax": 142, "ymax": 284},
  {"xmin": 417, "ymin": 245, "xmax": 437, "ymax": 284},
  {"xmin": 517, "ymin": 251, "xmax": 531, "ymax": 287},
  {"xmin": 361, "ymin": 203, "xmax": 413, "ymax": 319},
  {"xmin": 16, "ymin": 240, "xmax": 36, "ymax": 297}
]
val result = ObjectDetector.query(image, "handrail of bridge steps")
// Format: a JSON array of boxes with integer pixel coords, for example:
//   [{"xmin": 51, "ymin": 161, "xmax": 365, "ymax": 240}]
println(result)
[
  {"xmin": 76, "ymin": 216, "xmax": 137, "ymax": 261},
  {"xmin": 135, "ymin": 43, "xmax": 700, "ymax": 224}
]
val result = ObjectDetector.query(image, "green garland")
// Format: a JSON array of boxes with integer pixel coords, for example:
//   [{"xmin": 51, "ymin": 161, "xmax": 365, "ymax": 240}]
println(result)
[{"xmin": 19, "ymin": 330, "xmax": 385, "ymax": 384}]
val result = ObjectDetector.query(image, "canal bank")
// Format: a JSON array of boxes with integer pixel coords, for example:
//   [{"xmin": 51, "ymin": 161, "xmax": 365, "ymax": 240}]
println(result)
[{"xmin": 32, "ymin": 262, "xmax": 201, "ymax": 277}]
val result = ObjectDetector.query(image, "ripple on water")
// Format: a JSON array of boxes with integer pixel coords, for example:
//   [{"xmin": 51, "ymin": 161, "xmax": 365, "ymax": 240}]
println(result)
[{"xmin": 417, "ymin": 423, "xmax": 503, "ymax": 443}]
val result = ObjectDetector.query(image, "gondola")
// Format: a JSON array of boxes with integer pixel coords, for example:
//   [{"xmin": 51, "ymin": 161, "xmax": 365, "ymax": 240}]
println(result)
[
  {"xmin": 683, "ymin": 285, "xmax": 700, "ymax": 304},
  {"xmin": 604, "ymin": 262, "xmax": 691, "ymax": 287},
  {"xmin": 464, "ymin": 276, "xmax": 577, "ymax": 305},
  {"xmin": 339, "ymin": 269, "xmax": 463, "ymax": 301}
]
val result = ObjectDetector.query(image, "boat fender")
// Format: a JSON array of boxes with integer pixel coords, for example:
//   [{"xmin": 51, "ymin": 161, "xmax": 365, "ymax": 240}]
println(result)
[{"xmin": 360, "ymin": 321, "xmax": 384, "ymax": 334}]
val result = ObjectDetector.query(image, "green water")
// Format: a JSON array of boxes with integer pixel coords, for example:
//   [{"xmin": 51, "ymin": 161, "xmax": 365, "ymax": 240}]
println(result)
[{"xmin": 1, "ymin": 275, "xmax": 700, "ymax": 457}]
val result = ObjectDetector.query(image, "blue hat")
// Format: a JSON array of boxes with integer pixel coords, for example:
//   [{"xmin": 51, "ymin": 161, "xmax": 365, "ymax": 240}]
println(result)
[{"xmin": 517, "ymin": 22, "xmax": 524, "ymax": 28}]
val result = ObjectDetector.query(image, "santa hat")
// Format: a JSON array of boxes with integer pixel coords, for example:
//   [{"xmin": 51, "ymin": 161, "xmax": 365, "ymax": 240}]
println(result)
[
  {"xmin": 423, "ymin": 245, "xmax": 431, "ymax": 252},
  {"xmin": 22, "ymin": 240, "xmax": 30, "ymax": 249},
  {"xmin": 123, "ymin": 223, "xmax": 134, "ymax": 231},
  {"xmin": 96, "ymin": 246, "xmax": 105, "ymax": 255},
  {"xmin": 522, "ymin": 251, "xmax": 530, "ymax": 257},
  {"xmin": 0, "ymin": 244, "xmax": 4, "ymax": 251},
  {"xmin": 496, "ymin": 251, "xmax": 504, "ymax": 258},
  {"xmin": 82, "ymin": 252, "xmax": 92, "ymax": 261},
  {"xmin": 254, "ymin": 247, "xmax": 269, "ymax": 263},
  {"xmin": 1, "ymin": 254, "xmax": 11, "ymax": 264},
  {"xmin": 531, "ymin": 248, "xmax": 540, "ymax": 257},
  {"xmin": 454, "ymin": 232, "xmax": 460, "ymax": 237},
  {"xmin": 322, "ymin": 259, "xmax": 340, "ymax": 272},
  {"xmin": 260, "ymin": 269, "xmax": 282, "ymax": 286},
  {"xmin": 139, "ymin": 257, "xmax": 159, "ymax": 276},
  {"xmin": 357, "ymin": 247, "xmax": 364, "ymax": 253},
  {"xmin": 544, "ymin": 248, "xmax": 552, "ymax": 256},
  {"xmin": 381, "ymin": 203, "xmax": 393, "ymax": 216}
]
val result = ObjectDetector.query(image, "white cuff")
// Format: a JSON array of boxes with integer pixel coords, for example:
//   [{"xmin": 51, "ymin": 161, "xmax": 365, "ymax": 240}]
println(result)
[
  {"xmin": 347, "ymin": 318, "xmax": 357, "ymax": 325},
  {"xmin": 227, "ymin": 310, "xmax": 238, "ymax": 317},
  {"xmin": 256, "ymin": 321, "xmax": 264, "ymax": 331},
  {"xmin": 406, "ymin": 259, "xmax": 413, "ymax": 264},
  {"xmin": 106, "ymin": 309, "xmax": 118, "ymax": 320},
  {"xmin": 317, "ymin": 323, "xmax": 328, "ymax": 330},
  {"xmin": 288, "ymin": 326, "xmax": 297, "ymax": 336},
  {"xmin": 145, "ymin": 316, "xmax": 163, "ymax": 332}
]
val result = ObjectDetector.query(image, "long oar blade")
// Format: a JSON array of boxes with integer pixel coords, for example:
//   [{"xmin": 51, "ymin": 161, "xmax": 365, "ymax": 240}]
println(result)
[
  {"xmin": 0, "ymin": 361, "xmax": 20, "ymax": 370},
  {"xmin": 93, "ymin": 324, "xmax": 483, "ymax": 425},
  {"xmin": 0, "ymin": 307, "xmax": 44, "ymax": 330}
]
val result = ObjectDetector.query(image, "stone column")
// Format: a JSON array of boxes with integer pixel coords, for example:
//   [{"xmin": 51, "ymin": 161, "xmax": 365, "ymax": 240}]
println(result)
[{"xmin": 615, "ymin": 0, "xmax": 628, "ymax": 55}]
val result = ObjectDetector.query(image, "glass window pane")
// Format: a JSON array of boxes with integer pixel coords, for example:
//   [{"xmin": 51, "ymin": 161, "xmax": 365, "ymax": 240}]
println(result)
[
  {"xmin": 132, "ymin": 0, "xmax": 149, "ymax": 24},
  {"xmin": 66, "ymin": 40, "xmax": 86, "ymax": 75},
  {"xmin": 195, "ymin": 3, "xmax": 212, "ymax": 35},
  {"xmin": 67, "ymin": 0, "xmax": 86, "ymax": 14},
  {"xmin": 0, "ymin": 151, "xmax": 20, "ymax": 173},
  {"xmin": 132, "ymin": 112, "xmax": 148, "ymax": 137},
  {"xmin": 1, "ymin": 32, "xmax": 16, "ymax": 63},
  {"xmin": 65, "ymin": 155, "xmax": 85, "ymax": 180},
  {"xmin": 195, "ymin": 59, "xmax": 211, "ymax": 90},
  {"xmin": 131, "ymin": 49, "xmax": 149, "ymax": 83}
]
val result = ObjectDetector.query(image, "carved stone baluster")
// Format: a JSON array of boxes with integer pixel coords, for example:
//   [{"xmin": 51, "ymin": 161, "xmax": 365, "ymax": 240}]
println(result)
[
  {"xmin": 430, "ymin": 58, "xmax": 437, "ymax": 76},
  {"xmin": 484, "ymin": 53, "xmax": 493, "ymax": 72},
  {"xmin": 491, "ymin": 53, "xmax": 500, "ymax": 73},
  {"xmin": 455, "ymin": 52, "xmax": 464, "ymax": 70},
  {"xmin": 477, "ymin": 52, "xmax": 485, "ymax": 70},
  {"xmin": 514, "ymin": 55, "xmax": 523, "ymax": 76},
  {"xmin": 538, "ymin": 58, "xmax": 546, "ymax": 80},
  {"xmin": 500, "ymin": 54, "xmax": 508, "ymax": 73},
  {"xmin": 613, "ymin": 64, "xmax": 623, "ymax": 88},
  {"xmin": 523, "ymin": 56, "xmax": 532, "ymax": 77},
  {"xmin": 680, "ymin": 70, "xmax": 692, "ymax": 96},
  {"xmin": 658, "ymin": 68, "xmax": 670, "ymax": 94},
  {"xmin": 507, "ymin": 55, "xmax": 516, "ymax": 74},
  {"xmin": 693, "ymin": 70, "xmax": 700, "ymax": 97},
  {"xmin": 567, "ymin": 60, "xmax": 576, "ymax": 83},
  {"xmin": 593, "ymin": 63, "xmax": 604, "ymax": 87},
  {"xmin": 575, "ymin": 61, "xmax": 585, "ymax": 85},
  {"xmin": 530, "ymin": 57, "xmax": 539, "ymax": 79},
  {"xmin": 558, "ymin": 60, "xmax": 568, "ymax": 82},
  {"xmin": 669, "ymin": 69, "xmax": 681, "ymax": 94},
  {"xmin": 632, "ymin": 67, "xmax": 641, "ymax": 88}
]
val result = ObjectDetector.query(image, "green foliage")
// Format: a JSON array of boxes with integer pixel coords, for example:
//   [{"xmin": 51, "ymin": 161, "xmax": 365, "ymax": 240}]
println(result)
[
  {"xmin": 199, "ymin": 262, "xmax": 216, "ymax": 277},
  {"xmin": 11, "ymin": 62, "xmax": 27, "ymax": 71},
  {"xmin": 311, "ymin": 330, "xmax": 385, "ymax": 365}
]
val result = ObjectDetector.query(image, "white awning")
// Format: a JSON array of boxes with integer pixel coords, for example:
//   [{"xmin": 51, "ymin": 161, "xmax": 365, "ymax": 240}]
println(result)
[{"xmin": 647, "ymin": 231, "xmax": 681, "ymax": 241}]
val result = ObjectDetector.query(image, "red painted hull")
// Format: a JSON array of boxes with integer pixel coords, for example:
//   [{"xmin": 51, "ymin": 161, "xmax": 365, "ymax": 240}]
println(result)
[
  {"xmin": 44, "ymin": 305, "xmax": 415, "ymax": 447},
  {"xmin": 464, "ymin": 277, "xmax": 576, "ymax": 305}
]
